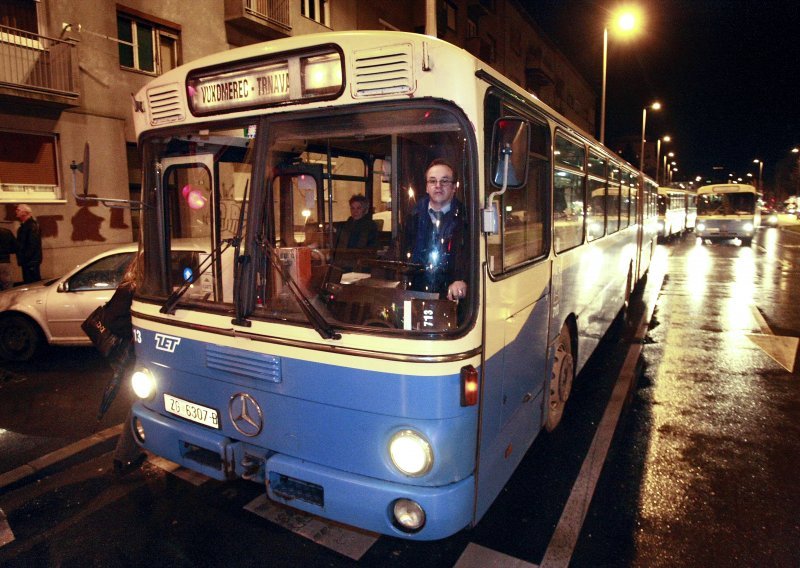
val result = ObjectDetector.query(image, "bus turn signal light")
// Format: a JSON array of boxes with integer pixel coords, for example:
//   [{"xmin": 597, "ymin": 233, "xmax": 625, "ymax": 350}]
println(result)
[{"xmin": 461, "ymin": 365, "xmax": 478, "ymax": 406}]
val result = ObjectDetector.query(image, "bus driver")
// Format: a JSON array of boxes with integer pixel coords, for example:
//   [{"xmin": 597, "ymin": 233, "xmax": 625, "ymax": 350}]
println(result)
[{"xmin": 404, "ymin": 158, "xmax": 468, "ymax": 301}]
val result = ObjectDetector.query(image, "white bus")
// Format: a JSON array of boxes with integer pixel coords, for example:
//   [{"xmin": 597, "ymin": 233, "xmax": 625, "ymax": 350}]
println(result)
[
  {"xmin": 696, "ymin": 183, "xmax": 760, "ymax": 245},
  {"xmin": 657, "ymin": 186, "xmax": 696, "ymax": 240},
  {"xmin": 121, "ymin": 31, "xmax": 657, "ymax": 540}
]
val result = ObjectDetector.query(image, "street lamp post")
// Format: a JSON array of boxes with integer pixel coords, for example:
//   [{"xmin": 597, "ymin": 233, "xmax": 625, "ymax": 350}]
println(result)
[
  {"xmin": 753, "ymin": 159, "xmax": 763, "ymax": 192},
  {"xmin": 663, "ymin": 151, "xmax": 675, "ymax": 185},
  {"xmin": 655, "ymin": 135, "xmax": 671, "ymax": 185},
  {"xmin": 640, "ymin": 102, "xmax": 661, "ymax": 175},
  {"xmin": 600, "ymin": 7, "xmax": 641, "ymax": 145}
]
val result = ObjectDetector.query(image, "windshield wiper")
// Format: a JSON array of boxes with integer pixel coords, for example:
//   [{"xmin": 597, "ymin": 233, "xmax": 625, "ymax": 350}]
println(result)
[
  {"xmin": 160, "ymin": 239, "xmax": 232, "ymax": 315},
  {"xmin": 260, "ymin": 238, "xmax": 341, "ymax": 340}
]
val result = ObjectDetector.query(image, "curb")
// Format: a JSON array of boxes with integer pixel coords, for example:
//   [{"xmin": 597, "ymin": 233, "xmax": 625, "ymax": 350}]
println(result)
[{"xmin": 0, "ymin": 424, "xmax": 122, "ymax": 491}]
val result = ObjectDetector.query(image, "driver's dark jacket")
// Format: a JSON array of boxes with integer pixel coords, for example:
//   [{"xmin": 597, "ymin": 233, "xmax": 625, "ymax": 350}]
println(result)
[{"xmin": 403, "ymin": 196, "xmax": 467, "ymax": 296}]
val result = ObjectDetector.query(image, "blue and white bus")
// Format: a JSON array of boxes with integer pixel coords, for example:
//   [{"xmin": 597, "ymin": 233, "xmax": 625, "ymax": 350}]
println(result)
[
  {"xmin": 124, "ymin": 31, "xmax": 657, "ymax": 540},
  {"xmin": 695, "ymin": 183, "xmax": 760, "ymax": 246}
]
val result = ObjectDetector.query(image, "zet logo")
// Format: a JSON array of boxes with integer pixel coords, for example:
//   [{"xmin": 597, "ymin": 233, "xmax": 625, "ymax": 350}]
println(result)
[{"xmin": 155, "ymin": 333, "xmax": 182, "ymax": 353}]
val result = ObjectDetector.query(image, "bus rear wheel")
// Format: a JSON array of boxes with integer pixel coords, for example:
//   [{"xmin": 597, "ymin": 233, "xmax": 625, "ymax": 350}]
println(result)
[{"xmin": 546, "ymin": 324, "xmax": 574, "ymax": 432}]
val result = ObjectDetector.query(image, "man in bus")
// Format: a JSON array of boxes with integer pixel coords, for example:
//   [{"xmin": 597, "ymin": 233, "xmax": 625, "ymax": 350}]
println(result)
[
  {"xmin": 331, "ymin": 194, "xmax": 379, "ymax": 271},
  {"xmin": 404, "ymin": 158, "xmax": 468, "ymax": 301}
]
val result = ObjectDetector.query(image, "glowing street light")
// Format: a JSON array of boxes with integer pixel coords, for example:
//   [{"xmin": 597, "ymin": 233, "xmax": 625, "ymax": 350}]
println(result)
[
  {"xmin": 753, "ymin": 158, "xmax": 763, "ymax": 191},
  {"xmin": 655, "ymin": 135, "xmax": 671, "ymax": 185},
  {"xmin": 600, "ymin": 5, "xmax": 643, "ymax": 144},
  {"xmin": 640, "ymin": 101, "xmax": 661, "ymax": 175}
]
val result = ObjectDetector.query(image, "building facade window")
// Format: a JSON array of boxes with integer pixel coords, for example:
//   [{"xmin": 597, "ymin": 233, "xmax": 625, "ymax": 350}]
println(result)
[
  {"xmin": 0, "ymin": 0, "xmax": 38, "ymax": 33},
  {"xmin": 467, "ymin": 17, "xmax": 477, "ymax": 38},
  {"xmin": 117, "ymin": 10, "xmax": 180, "ymax": 75},
  {"xmin": 301, "ymin": 0, "xmax": 330, "ymax": 27},
  {"xmin": 0, "ymin": 130, "xmax": 63, "ymax": 202},
  {"xmin": 444, "ymin": 1, "xmax": 457, "ymax": 33}
]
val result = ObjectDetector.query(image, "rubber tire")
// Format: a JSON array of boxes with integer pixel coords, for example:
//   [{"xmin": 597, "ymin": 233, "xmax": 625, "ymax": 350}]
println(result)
[
  {"xmin": 546, "ymin": 323, "xmax": 574, "ymax": 432},
  {"xmin": 0, "ymin": 315, "xmax": 41, "ymax": 362}
]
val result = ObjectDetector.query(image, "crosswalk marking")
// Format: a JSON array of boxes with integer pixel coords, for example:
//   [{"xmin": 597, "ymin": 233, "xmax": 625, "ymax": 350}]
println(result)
[
  {"xmin": 244, "ymin": 494, "xmax": 378, "ymax": 560},
  {"xmin": 454, "ymin": 543, "xmax": 538, "ymax": 567}
]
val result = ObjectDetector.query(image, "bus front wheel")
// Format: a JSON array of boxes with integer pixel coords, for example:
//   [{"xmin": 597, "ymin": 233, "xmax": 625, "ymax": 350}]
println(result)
[{"xmin": 546, "ymin": 324, "xmax": 574, "ymax": 432}]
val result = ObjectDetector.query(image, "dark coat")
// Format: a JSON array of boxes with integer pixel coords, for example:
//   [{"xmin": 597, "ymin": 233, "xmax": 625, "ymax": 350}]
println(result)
[
  {"xmin": 403, "ymin": 196, "xmax": 467, "ymax": 296},
  {"xmin": 334, "ymin": 216, "xmax": 378, "ymax": 250},
  {"xmin": 16, "ymin": 218, "xmax": 41, "ymax": 266},
  {"xmin": 102, "ymin": 281, "xmax": 135, "ymax": 341}
]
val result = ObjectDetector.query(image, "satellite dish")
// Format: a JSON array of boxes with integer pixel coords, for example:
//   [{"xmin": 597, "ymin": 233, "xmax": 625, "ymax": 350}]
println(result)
[{"xmin": 81, "ymin": 143, "xmax": 90, "ymax": 195}]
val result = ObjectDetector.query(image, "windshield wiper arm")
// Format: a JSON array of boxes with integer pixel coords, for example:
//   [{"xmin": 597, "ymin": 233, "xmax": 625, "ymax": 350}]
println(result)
[
  {"xmin": 261, "ymin": 239, "xmax": 340, "ymax": 340},
  {"xmin": 160, "ymin": 240, "xmax": 232, "ymax": 315}
]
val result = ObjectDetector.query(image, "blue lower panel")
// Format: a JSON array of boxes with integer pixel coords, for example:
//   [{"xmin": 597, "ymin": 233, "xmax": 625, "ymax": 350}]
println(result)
[{"xmin": 132, "ymin": 403, "xmax": 475, "ymax": 540}]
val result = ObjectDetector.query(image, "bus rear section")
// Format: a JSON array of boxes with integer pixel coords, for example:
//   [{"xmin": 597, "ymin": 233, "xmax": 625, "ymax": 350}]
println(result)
[{"xmin": 695, "ymin": 183, "xmax": 760, "ymax": 245}]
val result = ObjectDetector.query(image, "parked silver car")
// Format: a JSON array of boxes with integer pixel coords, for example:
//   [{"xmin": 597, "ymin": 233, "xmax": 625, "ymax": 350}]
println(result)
[{"xmin": 0, "ymin": 245, "xmax": 140, "ymax": 361}]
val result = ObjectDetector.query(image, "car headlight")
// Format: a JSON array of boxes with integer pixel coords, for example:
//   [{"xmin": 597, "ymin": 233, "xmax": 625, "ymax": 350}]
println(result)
[
  {"xmin": 389, "ymin": 430, "xmax": 433, "ymax": 477},
  {"xmin": 743, "ymin": 222, "xmax": 754, "ymax": 232},
  {"xmin": 769, "ymin": 215, "xmax": 778, "ymax": 224},
  {"xmin": 697, "ymin": 222, "xmax": 706, "ymax": 231},
  {"xmin": 131, "ymin": 367, "xmax": 157, "ymax": 400}
]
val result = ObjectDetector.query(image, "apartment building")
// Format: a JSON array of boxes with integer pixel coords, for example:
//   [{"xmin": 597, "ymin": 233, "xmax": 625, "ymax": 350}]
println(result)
[{"xmin": 0, "ymin": 0, "xmax": 595, "ymax": 278}]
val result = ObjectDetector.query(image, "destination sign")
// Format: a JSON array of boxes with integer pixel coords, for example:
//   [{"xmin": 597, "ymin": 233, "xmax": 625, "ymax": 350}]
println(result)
[
  {"xmin": 186, "ymin": 49, "xmax": 343, "ymax": 116},
  {"xmin": 188, "ymin": 62, "xmax": 290, "ymax": 114}
]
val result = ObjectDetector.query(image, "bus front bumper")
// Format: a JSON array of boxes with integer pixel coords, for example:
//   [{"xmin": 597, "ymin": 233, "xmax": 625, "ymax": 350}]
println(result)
[{"xmin": 130, "ymin": 403, "xmax": 475, "ymax": 540}]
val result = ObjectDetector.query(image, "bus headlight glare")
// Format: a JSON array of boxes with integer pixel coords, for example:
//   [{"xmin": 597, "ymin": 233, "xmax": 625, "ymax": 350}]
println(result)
[
  {"xmin": 131, "ymin": 368, "xmax": 157, "ymax": 400},
  {"xmin": 389, "ymin": 430, "xmax": 433, "ymax": 477},
  {"xmin": 696, "ymin": 222, "xmax": 706, "ymax": 232},
  {"xmin": 743, "ymin": 222, "xmax": 754, "ymax": 232}
]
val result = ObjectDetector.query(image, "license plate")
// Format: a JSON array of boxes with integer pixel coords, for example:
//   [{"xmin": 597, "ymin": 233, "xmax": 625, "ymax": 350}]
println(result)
[{"xmin": 164, "ymin": 393, "xmax": 220, "ymax": 429}]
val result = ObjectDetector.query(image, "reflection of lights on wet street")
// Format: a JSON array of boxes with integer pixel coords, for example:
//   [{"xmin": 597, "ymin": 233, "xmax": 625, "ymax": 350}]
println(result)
[
  {"xmin": 638, "ymin": 236, "xmax": 769, "ymax": 546},
  {"xmin": 684, "ymin": 240, "xmax": 711, "ymax": 310}
]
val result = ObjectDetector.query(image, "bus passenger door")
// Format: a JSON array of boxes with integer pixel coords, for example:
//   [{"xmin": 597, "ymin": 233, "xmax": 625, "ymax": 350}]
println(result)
[
  {"xmin": 475, "ymin": 111, "xmax": 551, "ymax": 520},
  {"xmin": 161, "ymin": 154, "xmax": 236, "ymax": 302}
]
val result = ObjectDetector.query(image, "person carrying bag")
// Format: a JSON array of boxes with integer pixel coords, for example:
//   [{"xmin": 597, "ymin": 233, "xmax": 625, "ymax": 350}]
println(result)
[{"xmin": 82, "ymin": 255, "xmax": 138, "ymax": 420}]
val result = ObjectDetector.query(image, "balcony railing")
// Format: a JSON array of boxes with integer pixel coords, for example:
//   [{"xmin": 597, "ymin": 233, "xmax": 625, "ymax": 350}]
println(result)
[
  {"xmin": 0, "ymin": 24, "xmax": 78, "ymax": 98},
  {"xmin": 245, "ymin": 0, "xmax": 291, "ymax": 30}
]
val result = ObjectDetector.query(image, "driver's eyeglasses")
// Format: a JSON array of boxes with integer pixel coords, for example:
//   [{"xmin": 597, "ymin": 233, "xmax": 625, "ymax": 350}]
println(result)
[{"xmin": 427, "ymin": 178, "xmax": 453, "ymax": 186}]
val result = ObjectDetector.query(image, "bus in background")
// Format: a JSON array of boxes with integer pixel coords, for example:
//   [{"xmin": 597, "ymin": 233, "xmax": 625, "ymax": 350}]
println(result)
[
  {"xmin": 657, "ymin": 186, "xmax": 696, "ymax": 240},
  {"xmin": 122, "ymin": 31, "xmax": 657, "ymax": 540},
  {"xmin": 695, "ymin": 183, "xmax": 760, "ymax": 245}
]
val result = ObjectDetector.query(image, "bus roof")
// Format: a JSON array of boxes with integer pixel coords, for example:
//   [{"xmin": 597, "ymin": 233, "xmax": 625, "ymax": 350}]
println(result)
[{"xmin": 696, "ymin": 183, "xmax": 757, "ymax": 195}]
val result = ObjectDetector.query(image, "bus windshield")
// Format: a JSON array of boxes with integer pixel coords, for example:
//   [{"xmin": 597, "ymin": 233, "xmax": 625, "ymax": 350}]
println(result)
[
  {"xmin": 697, "ymin": 191, "xmax": 756, "ymax": 215},
  {"xmin": 139, "ymin": 104, "xmax": 473, "ymax": 335}
]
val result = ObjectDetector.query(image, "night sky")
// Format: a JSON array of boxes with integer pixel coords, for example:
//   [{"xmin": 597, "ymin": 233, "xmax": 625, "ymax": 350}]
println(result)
[{"xmin": 521, "ymin": 0, "xmax": 800, "ymax": 191}]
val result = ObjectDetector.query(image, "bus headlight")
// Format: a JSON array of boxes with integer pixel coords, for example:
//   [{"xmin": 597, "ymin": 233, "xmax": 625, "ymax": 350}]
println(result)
[
  {"xmin": 743, "ymin": 222, "xmax": 754, "ymax": 232},
  {"xmin": 696, "ymin": 222, "xmax": 706, "ymax": 232},
  {"xmin": 131, "ymin": 368, "xmax": 157, "ymax": 400},
  {"xmin": 392, "ymin": 499, "xmax": 426, "ymax": 533},
  {"xmin": 389, "ymin": 430, "xmax": 433, "ymax": 477}
]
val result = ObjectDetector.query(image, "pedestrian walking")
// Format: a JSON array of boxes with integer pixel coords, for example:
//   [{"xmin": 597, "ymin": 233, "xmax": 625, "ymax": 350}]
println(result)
[{"xmin": 15, "ymin": 204, "xmax": 42, "ymax": 283}]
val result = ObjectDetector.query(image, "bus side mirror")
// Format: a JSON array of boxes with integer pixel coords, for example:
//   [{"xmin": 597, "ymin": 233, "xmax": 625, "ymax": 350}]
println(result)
[
  {"xmin": 483, "ymin": 118, "xmax": 530, "ymax": 233},
  {"xmin": 490, "ymin": 118, "xmax": 529, "ymax": 189}
]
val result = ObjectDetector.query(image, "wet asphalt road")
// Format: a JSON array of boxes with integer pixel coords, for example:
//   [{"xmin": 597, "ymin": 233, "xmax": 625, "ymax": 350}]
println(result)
[{"xmin": 1, "ymin": 227, "xmax": 799, "ymax": 567}]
